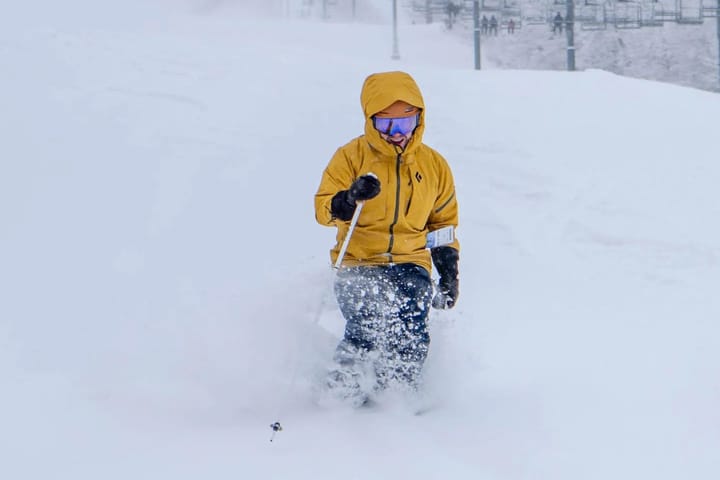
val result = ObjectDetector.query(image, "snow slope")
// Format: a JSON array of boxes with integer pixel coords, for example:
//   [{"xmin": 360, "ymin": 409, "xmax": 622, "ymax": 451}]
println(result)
[{"xmin": 2, "ymin": 1, "xmax": 719, "ymax": 479}]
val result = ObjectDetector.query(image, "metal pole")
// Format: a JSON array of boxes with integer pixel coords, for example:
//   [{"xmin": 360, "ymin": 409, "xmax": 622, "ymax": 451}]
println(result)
[
  {"xmin": 426, "ymin": 0, "xmax": 432, "ymax": 24},
  {"xmin": 717, "ymin": 0, "xmax": 720, "ymax": 90},
  {"xmin": 473, "ymin": 1, "xmax": 482, "ymax": 70},
  {"xmin": 392, "ymin": 0, "xmax": 401, "ymax": 60},
  {"xmin": 323, "ymin": 0, "xmax": 327, "ymax": 19},
  {"xmin": 334, "ymin": 202, "xmax": 365, "ymax": 270},
  {"xmin": 566, "ymin": 0, "xmax": 576, "ymax": 71},
  {"xmin": 352, "ymin": 0, "xmax": 356, "ymax": 19}
]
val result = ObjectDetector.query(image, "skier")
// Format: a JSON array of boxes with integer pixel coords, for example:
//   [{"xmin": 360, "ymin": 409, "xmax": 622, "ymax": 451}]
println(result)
[
  {"xmin": 489, "ymin": 15, "xmax": 499, "ymax": 36},
  {"xmin": 481, "ymin": 15, "xmax": 489, "ymax": 35},
  {"xmin": 314, "ymin": 71, "xmax": 460, "ymax": 406},
  {"xmin": 553, "ymin": 12, "xmax": 564, "ymax": 34},
  {"xmin": 446, "ymin": 1, "xmax": 461, "ymax": 29}
]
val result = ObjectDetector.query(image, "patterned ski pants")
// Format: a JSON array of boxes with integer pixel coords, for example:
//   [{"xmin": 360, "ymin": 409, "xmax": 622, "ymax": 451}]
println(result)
[{"xmin": 333, "ymin": 263, "xmax": 433, "ymax": 388}]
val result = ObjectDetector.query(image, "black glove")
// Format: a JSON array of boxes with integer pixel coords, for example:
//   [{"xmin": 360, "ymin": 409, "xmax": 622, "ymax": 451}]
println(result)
[
  {"xmin": 431, "ymin": 246, "xmax": 459, "ymax": 309},
  {"xmin": 348, "ymin": 175, "xmax": 381, "ymax": 204},
  {"xmin": 330, "ymin": 175, "xmax": 381, "ymax": 221}
]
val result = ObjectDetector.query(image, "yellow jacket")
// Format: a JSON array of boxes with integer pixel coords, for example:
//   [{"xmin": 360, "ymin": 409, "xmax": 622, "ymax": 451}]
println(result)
[{"xmin": 314, "ymin": 71, "xmax": 459, "ymax": 273}]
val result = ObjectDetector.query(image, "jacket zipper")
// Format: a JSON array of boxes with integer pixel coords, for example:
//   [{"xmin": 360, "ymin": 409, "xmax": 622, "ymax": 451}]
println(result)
[{"xmin": 386, "ymin": 153, "xmax": 402, "ymax": 257}]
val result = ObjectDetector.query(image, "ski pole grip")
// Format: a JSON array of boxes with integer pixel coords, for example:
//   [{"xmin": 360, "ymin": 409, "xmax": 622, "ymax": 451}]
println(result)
[{"xmin": 333, "ymin": 173, "xmax": 376, "ymax": 270}]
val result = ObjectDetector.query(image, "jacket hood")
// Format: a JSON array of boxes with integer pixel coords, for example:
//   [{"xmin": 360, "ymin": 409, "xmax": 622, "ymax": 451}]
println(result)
[{"xmin": 360, "ymin": 71, "xmax": 426, "ymax": 157}]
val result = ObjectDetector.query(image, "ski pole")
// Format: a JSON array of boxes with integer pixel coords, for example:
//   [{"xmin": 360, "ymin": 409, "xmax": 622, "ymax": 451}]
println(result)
[
  {"xmin": 269, "ymin": 422, "xmax": 282, "ymax": 442},
  {"xmin": 333, "ymin": 200, "xmax": 364, "ymax": 270}
]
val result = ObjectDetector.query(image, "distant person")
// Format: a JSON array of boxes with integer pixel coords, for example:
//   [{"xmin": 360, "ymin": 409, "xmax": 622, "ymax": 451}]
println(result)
[
  {"xmin": 446, "ymin": 1, "xmax": 461, "ymax": 28},
  {"xmin": 451, "ymin": 2, "xmax": 462, "ymax": 18},
  {"xmin": 489, "ymin": 15, "xmax": 498, "ymax": 36},
  {"xmin": 445, "ymin": 2, "xmax": 455, "ymax": 28},
  {"xmin": 481, "ymin": 15, "xmax": 489, "ymax": 35},
  {"xmin": 445, "ymin": 3, "xmax": 454, "ymax": 28},
  {"xmin": 553, "ymin": 12, "xmax": 563, "ymax": 34},
  {"xmin": 508, "ymin": 18, "xmax": 516, "ymax": 34}
]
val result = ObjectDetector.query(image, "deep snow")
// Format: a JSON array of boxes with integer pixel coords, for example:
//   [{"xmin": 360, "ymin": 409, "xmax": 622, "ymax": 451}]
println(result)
[{"xmin": 1, "ymin": 1, "xmax": 719, "ymax": 479}]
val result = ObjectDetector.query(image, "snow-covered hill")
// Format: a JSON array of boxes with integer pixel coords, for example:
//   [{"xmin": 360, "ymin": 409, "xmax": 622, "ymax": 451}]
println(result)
[{"xmin": 2, "ymin": 1, "xmax": 719, "ymax": 479}]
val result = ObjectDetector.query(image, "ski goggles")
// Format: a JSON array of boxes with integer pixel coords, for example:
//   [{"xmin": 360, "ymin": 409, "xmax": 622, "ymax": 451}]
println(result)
[{"xmin": 372, "ymin": 114, "xmax": 419, "ymax": 136}]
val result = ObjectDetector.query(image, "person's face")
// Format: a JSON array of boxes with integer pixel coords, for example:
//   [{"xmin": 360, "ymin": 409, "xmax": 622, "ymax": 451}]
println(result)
[{"xmin": 373, "ymin": 100, "xmax": 420, "ymax": 149}]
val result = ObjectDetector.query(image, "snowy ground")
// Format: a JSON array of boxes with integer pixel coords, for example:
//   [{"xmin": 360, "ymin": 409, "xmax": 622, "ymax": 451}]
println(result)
[{"xmin": 2, "ymin": 1, "xmax": 720, "ymax": 479}]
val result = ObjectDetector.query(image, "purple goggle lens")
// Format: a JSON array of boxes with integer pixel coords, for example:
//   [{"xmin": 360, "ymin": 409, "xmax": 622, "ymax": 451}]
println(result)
[{"xmin": 373, "ymin": 114, "xmax": 419, "ymax": 136}]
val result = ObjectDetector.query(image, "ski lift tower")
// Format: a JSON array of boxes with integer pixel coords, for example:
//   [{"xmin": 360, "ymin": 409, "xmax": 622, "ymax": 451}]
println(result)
[
  {"xmin": 566, "ymin": 0, "xmax": 576, "ymax": 70},
  {"xmin": 717, "ymin": 0, "xmax": 720, "ymax": 90},
  {"xmin": 474, "ymin": 0, "xmax": 482, "ymax": 69},
  {"xmin": 392, "ymin": 0, "xmax": 401, "ymax": 60}
]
